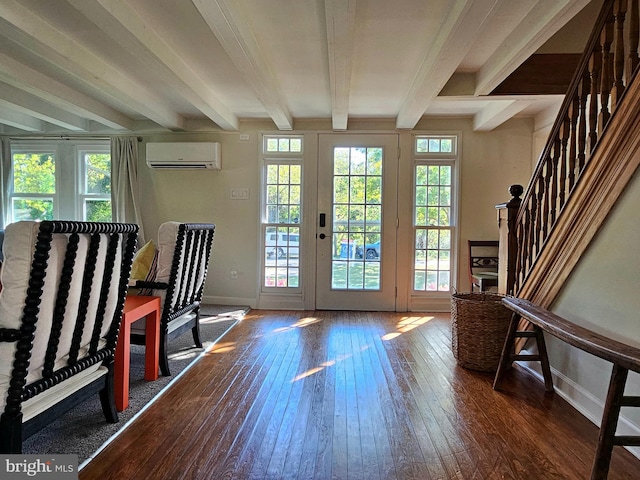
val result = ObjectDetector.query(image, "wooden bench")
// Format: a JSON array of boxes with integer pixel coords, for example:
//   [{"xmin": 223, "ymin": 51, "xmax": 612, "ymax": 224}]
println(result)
[{"xmin": 493, "ymin": 297, "xmax": 640, "ymax": 480}]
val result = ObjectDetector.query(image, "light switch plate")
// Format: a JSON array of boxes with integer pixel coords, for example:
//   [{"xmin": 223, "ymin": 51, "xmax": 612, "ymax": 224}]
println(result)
[{"xmin": 230, "ymin": 188, "xmax": 249, "ymax": 200}]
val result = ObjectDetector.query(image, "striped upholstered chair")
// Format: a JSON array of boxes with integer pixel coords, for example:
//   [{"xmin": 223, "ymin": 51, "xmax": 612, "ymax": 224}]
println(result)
[
  {"xmin": 0, "ymin": 221, "xmax": 138, "ymax": 453},
  {"xmin": 129, "ymin": 222, "xmax": 215, "ymax": 376}
]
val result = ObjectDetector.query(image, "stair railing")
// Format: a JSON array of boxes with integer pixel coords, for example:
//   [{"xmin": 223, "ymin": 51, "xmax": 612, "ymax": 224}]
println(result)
[{"xmin": 513, "ymin": 0, "xmax": 640, "ymax": 295}]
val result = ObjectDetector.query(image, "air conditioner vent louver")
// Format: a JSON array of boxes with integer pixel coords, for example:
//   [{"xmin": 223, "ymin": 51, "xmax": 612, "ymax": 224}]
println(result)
[{"xmin": 146, "ymin": 142, "xmax": 221, "ymax": 170}]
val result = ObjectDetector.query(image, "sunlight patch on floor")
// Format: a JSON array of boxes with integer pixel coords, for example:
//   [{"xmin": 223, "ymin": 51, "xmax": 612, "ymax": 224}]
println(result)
[
  {"xmin": 200, "ymin": 310, "xmax": 246, "ymax": 325},
  {"xmin": 290, "ymin": 353, "xmax": 354, "ymax": 383},
  {"xmin": 382, "ymin": 315, "xmax": 434, "ymax": 340},
  {"xmin": 206, "ymin": 341, "xmax": 237, "ymax": 354},
  {"xmin": 272, "ymin": 316, "xmax": 321, "ymax": 333},
  {"xmin": 169, "ymin": 350, "xmax": 201, "ymax": 361},
  {"xmin": 292, "ymin": 367, "xmax": 324, "ymax": 382}
]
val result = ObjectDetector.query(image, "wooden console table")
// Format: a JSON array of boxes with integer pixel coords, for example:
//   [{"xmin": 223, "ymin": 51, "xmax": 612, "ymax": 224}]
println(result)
[{"xmin": 114, "ymin": 295, "xmax": 162, "ymax": 411}]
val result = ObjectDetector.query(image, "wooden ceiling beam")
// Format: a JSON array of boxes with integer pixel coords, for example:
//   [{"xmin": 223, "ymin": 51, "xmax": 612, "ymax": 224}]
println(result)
[
  {"xmin": 0, "ymin": 81, "xmax": 88, "ymax": 131},
  {"xmin": 473, "ymin": 99, "xmax": 534, "ymax": 131},
  {"xmin": 193, "ymin": 0, "xmax": 293, "ymax": 130},
  {"xmin": 0, "ymin": 105, "xmax": 43, "ymax": 132},
  {"xmin": 0, "ymin": 0, "xmax": 186, "ymax": 131},
  {"xmin": 67, "ymin": 0, "xmax": 239, "ymax": 131},
  {"xmin": 0, "ymin": 52, "xmax": 133, "ymax": 131},
  {"xmin": 395, "ymin": 0, "xmax": 505, "ymax": 130},
  {"xmin": 324, "ymin": 0, "xmax": 357, "ymax": 131}
]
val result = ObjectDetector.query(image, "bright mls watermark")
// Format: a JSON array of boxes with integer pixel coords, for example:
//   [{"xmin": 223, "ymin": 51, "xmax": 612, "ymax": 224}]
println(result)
[{"xmin": 1, "ymin": 455, "xmax": 78, "ymax": 479}]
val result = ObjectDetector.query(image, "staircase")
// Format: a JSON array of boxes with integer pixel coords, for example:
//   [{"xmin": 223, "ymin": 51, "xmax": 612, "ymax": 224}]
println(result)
[{"xmin": 501, "ymin": 0, "xmax": 640, "ymax": 307}]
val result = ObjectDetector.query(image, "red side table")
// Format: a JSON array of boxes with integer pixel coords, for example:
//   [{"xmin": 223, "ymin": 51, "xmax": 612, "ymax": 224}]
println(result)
[{"xmin": 114, "ymin": 295, "xmax": 162, "ymax": 411}]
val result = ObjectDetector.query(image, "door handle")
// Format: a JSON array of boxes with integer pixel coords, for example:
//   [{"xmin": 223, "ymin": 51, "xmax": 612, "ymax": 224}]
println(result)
[
  {"xmin": 319, "ymin": 213, "xmax": 326, "ymax": 228},
  {"xmin": 319, "ymin": 233, "xmax": 326, "ymax": 239}
]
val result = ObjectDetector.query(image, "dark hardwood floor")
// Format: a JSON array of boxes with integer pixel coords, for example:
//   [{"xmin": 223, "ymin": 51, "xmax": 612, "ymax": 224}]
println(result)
[{"xmin": 80, "ymin": 310, "xmax": 640, "ymax": 479}]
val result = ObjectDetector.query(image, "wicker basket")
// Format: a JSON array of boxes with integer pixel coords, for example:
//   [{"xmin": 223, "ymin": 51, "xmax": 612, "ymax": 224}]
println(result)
[{"xmin": 451, "ymin": 292, "xmax": 512, "ymax": 372}]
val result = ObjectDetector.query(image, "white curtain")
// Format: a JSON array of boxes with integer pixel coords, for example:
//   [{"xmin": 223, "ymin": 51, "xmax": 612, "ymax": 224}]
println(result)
[
  {"xmin": 111, "ymin": 136, "xmax": 145, "ymax": 245},
  {"xmin": 0, "ymin": 137, "xmax": 11, "ymax": 229}
]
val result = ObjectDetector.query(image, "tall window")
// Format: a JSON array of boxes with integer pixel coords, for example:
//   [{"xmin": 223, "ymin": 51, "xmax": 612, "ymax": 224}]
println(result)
[
  {"xmin": 9, "ymin": 141, "xmax": 111, "ymax": 223},
  {"xmin": 80, "ymin": 150, "xmax": 112, "ymax": 222},
  {"xmin": 262, "ymin": 135, "xmax": 303, "ymax": 289},
  {"xmin": 413, "ymin": 135, "xmax": 457, "ymax": 292}
]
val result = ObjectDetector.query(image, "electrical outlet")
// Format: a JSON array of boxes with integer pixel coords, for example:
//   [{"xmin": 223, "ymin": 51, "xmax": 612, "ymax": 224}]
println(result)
[{"xmin": 230, "ymin": 269, "xmax": 238, "ymax": 279}]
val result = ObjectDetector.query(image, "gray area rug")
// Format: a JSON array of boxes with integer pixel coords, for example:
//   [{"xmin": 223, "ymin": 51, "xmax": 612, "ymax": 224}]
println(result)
[{"xmin": 21, "ymin": 305, "xmax": 248, "ymax": 464}]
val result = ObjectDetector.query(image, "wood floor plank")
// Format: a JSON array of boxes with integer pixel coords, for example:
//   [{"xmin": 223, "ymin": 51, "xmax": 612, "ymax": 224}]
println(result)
[
  {"xmin": 79, "ymin": 310, "xmax": 640, "ymax": 480},
  {"xmin": 351, "ymin": 313, "xmax": 388, "ymax": 480},
  {"xmin": 362, "ymin": 313, "xmax": 435, "ymax": 480},
  {"xmin": 293, "ymin": 312, "xmax": 332, "ymax": 479},
  {"xmin": 191, "ymin": 313, "xmax": 291, "ymax": 478}
]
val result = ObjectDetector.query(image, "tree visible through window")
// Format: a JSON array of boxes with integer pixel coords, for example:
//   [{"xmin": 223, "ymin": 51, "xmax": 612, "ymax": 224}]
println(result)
[
  {"xmin": 82, "ymin": 152, "xmax": 112, "ymax": 222},
  {"xmin": 11, "ymin": 152, "xmax": 56, "ymax": 221}
]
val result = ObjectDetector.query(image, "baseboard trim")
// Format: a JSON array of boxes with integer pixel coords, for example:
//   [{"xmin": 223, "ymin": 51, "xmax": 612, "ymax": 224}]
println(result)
[{"xmin": 203, "ymin": 295, "xmax": 256, "ymax": 308}]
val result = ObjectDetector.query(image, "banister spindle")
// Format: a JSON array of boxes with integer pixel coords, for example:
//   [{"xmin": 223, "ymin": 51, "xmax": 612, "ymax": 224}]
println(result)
[
  {"xmin": 577, "ymin": 71, "xmax": 590, "ymax": 173},
  {"xmin": 514, "ymin": 220, "xmax": 524, "ymax": 294},
  {"xmin": 535, "ymin": 175, "xmax": 545, "ymax": 256},
  {"xmin": 599, "ymin": 12, "xmax": 614, "ymax": 133},
  {"xmin": 627, "ymin": 0, "xmax": 639, "ymax": 82},
  {"xmin": 559, "ymin": 114, "xmax": 570, "ymax": 210},
  {"xmin": 523, "ymin": 196, "xmax": 534, "ymax": 277},
  {"xmin": 548, "ymin": 141, "xmax": 560, "ymax": 228},
  {"xmin": 517, "ymin": 206, "xmax": 529, "ymax": 294},
  {"xmin": 611, "ymin": 0, "xmax": 627, "ymax": 108},
  {"xmin": 589, "ymin": 48, "xmax": 602, "ymax": 152},
  {"xmin": 568, "ymin": 96, "xmax": 579, "ymax": 194}
]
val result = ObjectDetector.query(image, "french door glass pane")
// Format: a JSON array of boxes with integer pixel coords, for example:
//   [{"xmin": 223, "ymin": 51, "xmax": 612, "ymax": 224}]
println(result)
[{"xmin": 331, "ymin": 146, "xmax": 382, "ymax": 290}]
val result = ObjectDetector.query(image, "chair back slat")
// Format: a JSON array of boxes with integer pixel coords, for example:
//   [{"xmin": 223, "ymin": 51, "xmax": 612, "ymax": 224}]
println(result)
[
  {"xmin": 68, "ymin": 233, "xmax": 101, "ymax": 365},
  {"xmin": 43, "ymin": 233, "xmax": 80, "ymax": 378},
  {"xmin": 89, "ymin": 233, "xmax": 120, "ymax": 355}
]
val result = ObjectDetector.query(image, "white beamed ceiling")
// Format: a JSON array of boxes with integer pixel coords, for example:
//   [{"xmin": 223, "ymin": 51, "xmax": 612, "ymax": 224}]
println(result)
[{"xmin": 0, "ymin": 0, "xmax": 599, "ymax": 135}]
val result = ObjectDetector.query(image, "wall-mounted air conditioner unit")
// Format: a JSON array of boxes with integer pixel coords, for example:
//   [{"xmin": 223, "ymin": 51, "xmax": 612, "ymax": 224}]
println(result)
[{"xmin": 146, "ymin": 142, "xmax": 221, "ymax": 169}]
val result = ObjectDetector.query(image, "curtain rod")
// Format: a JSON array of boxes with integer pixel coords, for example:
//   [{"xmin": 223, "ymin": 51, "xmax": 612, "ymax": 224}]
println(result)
[{"xmin": 9, "ymin": 135, "xmax": 143, "ymax": 142}]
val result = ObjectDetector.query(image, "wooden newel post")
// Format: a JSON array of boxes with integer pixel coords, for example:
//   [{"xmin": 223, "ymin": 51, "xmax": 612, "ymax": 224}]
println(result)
[{"xmin": 496, "ymin": 184, "xmax": 523, "ymax": 295}]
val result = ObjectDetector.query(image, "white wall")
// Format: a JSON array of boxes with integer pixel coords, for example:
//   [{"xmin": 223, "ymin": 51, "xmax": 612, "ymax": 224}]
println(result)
[
  {"xmin": 138, "ymin": 129, "xmax": 262, "ymax": 307},
  {"xmin": 135, "ymin": 117, "xmax": 535, "ymax": 308},
  {"xmin": 541, "ymin": 170, "xmax": 640, "ymax": 447}
]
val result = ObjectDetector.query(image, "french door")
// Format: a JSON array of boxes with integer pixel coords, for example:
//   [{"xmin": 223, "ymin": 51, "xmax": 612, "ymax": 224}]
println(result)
[{"xmin": 316, "ymin": 134, "xmax": 398, "ymax": 310}]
